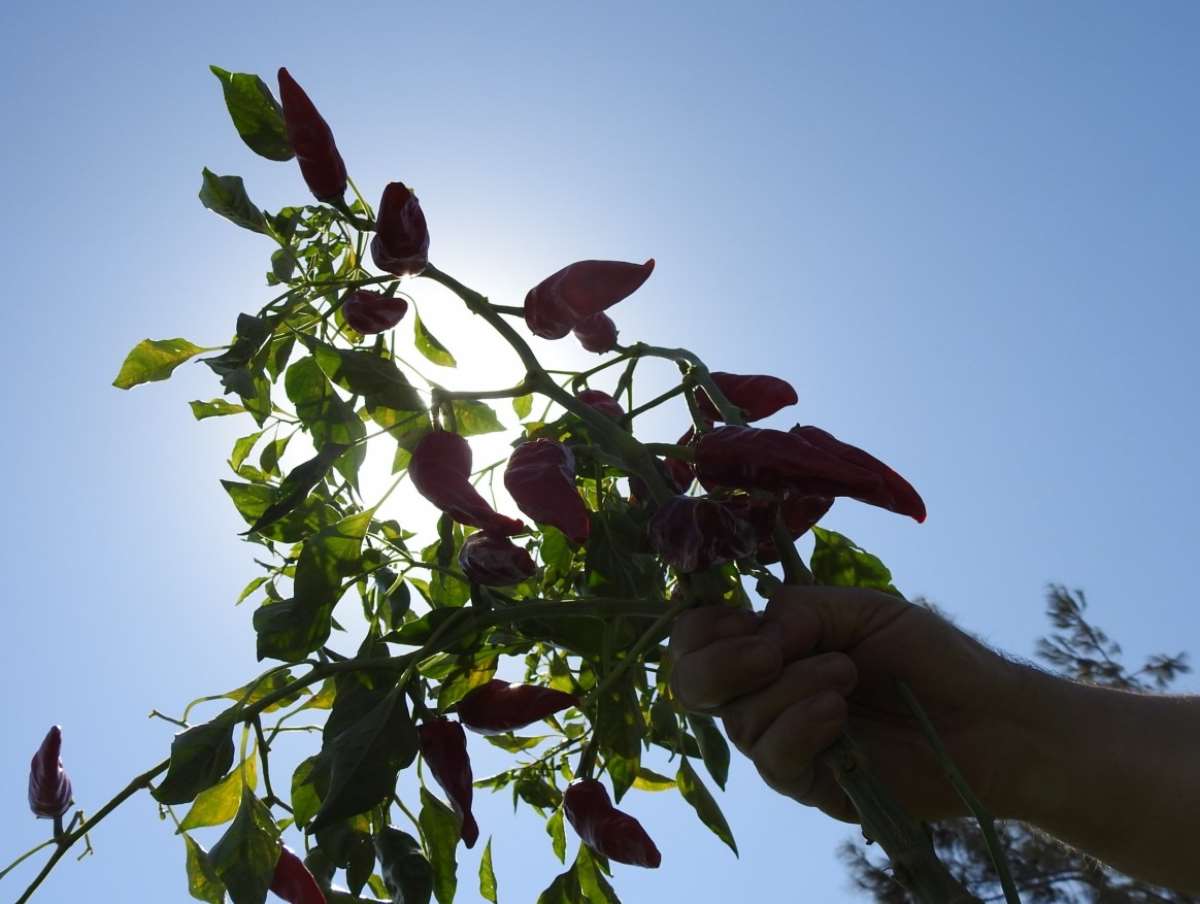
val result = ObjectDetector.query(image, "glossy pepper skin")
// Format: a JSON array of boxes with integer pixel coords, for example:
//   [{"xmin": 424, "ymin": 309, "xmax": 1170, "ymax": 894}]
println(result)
[
  {"xmin": 277, "ymin": 68, "xmax": 347, "ymax": 202},
  {"xmin": 697, "ymin": 372, "xmax": 798, "ymax": 422},
  {"xmin": 524, "ymin": 259, "xmax": 654, "ymax": 340},
  {"xmin": 456, "ymin": 680, "xmax": 578, "ymax": 735},
  {"xmin": 647, "ymin": 494, "xmax": 757, "ymax": 573},
  {"xmin": 504, "ymin": 440, "xmax": 590, "ymax": 544},
  {"xmin": 564, "ymin": 779, "xmax": 661, "ymax": 868},
  {"xmin": 458, "ymin": 532, "xmax": 536, "ymax": 586},
  {"xmin": 28, "ymin": 726, "xmax": 73, "ymax": 819},
  {"xmin": 418, "ymin": 719, "xmax": 480, "ymax": 848},
  {"xmin": 341, "ymin": 290, "xmax": 409, "ymax": 334},
  {"xmin": 575, "ymin": 388, "xmax": 624, "ymax": 420},
  {"xmin": 269, "ymin": 846, "xmax": 327, "ymax": 904},
  {"xmin": 370, "ymin": 182, "xmax": 430, "ymax": 277},
  {"xmin": 410, "ymin": 431, "xmax": 525, "ymax": 535},
  {"xmin": 572, "ymin": 312, "xmax": 619, "ymax": 353}
]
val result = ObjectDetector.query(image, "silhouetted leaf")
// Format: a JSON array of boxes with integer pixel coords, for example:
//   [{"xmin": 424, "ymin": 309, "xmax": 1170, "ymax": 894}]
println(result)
[
  {"xmin": 182, "ymin": 834, "xmax": 226, "ymax": 904},
  {"xmin": 479, "ymin": 837, "xmax": 498, "ymax": 903},
  {"xmin": 419, "ymin": 787, "xmax": 460, "ymax": 904},
  {"xmin": 153, "ymin": 719, "xmax": 237, "ymax": 806},
  {"xmin": 199, "ymin": 168, "xmax": 268, "ymax": 234},
  {"xmin": 687, "ymin": 714, "xmax": 730, "ymax": 790},
  {"xmin": 375, "ymin": 827, "xmax": 433, "ymax": 904},
  {"xmin": 810, "ymin": 527, "xmax": 901, "ymax": 596},
  {"xmin": 209, "ymin": 66, "xmax": 292, "ymax": 161},
  {"xmin": 113, "ymin": 338, "xmax": 205, "ymax": 389},
  {"xmin": 179, "ymin": 753, "xmax": 257, "ymax": 832},
  {"xmin": 414, "ymin": 313, "xmax": 456, "ymax": 367},
  {"xmin": 676, "ymin": 758, "xmax": 736, "ymax": 856},
  {"xmin": 451, "ymin": 400, "xmax": 505, "ymax": 436},
  {"xmin": 207, "ymin": 787, "xmax": 281, "ymax": 903},
  {"xmin": 190, "ymin": 398, "xmax": 247, "ymax": 419}
]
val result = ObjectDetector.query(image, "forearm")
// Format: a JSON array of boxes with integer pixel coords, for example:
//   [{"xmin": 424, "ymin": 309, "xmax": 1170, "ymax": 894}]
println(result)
[{"xmin": 1001, "ymin": 665, "xmax": 1200, "ymax": 893}]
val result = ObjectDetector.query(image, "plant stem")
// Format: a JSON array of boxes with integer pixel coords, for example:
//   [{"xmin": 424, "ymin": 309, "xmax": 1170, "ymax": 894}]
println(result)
[{"xmin": 624, "ymin": 383, "xmax": 688, "ymax": 421}]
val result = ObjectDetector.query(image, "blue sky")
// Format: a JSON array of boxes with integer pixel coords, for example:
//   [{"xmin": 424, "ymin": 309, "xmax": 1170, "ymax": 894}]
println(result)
[{"xmin": 1, "ymin": 1, "xmax": 1197, "ymax": 901}]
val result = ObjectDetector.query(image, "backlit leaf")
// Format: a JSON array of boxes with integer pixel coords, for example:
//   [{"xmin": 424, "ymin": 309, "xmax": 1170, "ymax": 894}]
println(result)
[{"xmin": 113, "ymin": 338, "xmax": 205, "ymax": 389}]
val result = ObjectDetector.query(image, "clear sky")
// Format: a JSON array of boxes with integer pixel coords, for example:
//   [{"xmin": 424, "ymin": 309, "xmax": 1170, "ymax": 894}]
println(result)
[{"xmin": 2, "ymin": 1, "xmax": 1198, "ymax": 901}]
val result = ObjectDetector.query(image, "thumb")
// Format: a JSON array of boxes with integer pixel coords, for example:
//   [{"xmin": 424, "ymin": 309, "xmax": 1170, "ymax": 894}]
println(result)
[{"xmin": 757, "ymin": 585, "xmax": 909, "ymax": 660}]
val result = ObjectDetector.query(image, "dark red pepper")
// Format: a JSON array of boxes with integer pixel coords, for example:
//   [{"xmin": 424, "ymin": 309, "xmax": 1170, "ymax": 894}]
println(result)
[
  {"xmin": 524, "ymin": 259, "xmax": 654, "ymax": 340},
  {"xmin": 648, "ymin": 494, "xmax": 757, "ymax": 573},
  {"xmin": 564, "ymin": 779, "xmax": 661, "ymax": 868},
  {"xmin": 341, "ymin": 290, "xmax": 409, "ymax": 334},
  {"xmin": 28, "ymin": 726, "xmax": 73, "ymax": 820},
  {"xmin": 741, "ymin": 492, "xmax": 834, "ymax": 563},
  {"xmin": 572, "ymin": 312, "xmax": 619, "ymax": 353},
  {"xmin": 790, "ymin": 425, "xmax": 925, "ymax": 523},
  {"xmin": 418, "ymin": 719, "xmax": 479, "ymax": 848},
  {"xmin": 456, "ymin": 680, "xmax": 578, "ymax": 735},
  {"xmin": 277, "ymin": 68, "xmax": 347, "ymax": 203},
  {"xmin": 270, "ymin": 846, "xmax": 327, "ymax": 904},
  {"xmin": 504, "ymin": 440, "xmax": 590, "ymax": 544},
  {"xmin": 370, "ymin": 182, "xmax": 430, "ymax": 277},
  {"xmin": 575, "ymin": 389, "xmax": 624, "ymax": 421},
  {"xmin": 696, "ymin": 372, "xmax": 798, "ymax": 422},
  {"xmin": 410, "ymin": 431, "xmax": 524, "ymax": 535},
  {"xmin": 458, "ymin": 532, "xmax": 536, "ymax": 586},
  {"xmin": 663, "ymin": 426, "xmax": 698, "ymax": 493}
]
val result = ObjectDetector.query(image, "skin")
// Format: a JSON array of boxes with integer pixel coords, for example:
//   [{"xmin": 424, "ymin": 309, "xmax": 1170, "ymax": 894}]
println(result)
[{"xmin": 668, "ymin": 586, "xmax": 1200, "ymax": 894}]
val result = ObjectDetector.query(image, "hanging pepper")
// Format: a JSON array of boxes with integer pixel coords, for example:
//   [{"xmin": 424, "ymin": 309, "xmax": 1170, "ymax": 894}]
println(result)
[
  {"xmin": 696, "ymin": 372, "xmax": 798, "ymax": 422},
  {"xmin": 410, "ymin": 431, "xmax": 525, "ymax": 535},
  {"xmin": 572, "ymin": 312, "xmax": 619, "ymax": 353},
  {"xmin": 277, "ymin": 68, "xmax": 347, "ymax": 202},
  {"xmin": 524, "ymin": 259, "xmax": 654, "ymax": 340},
  {"xmin": 647, "ymin": 494, "xmax": 757, "ymax": 573},
  {"xmin": 504, "ymin": 440, "xmax": 590, "ymax": 544},
  {"xmin": 269, "ymin": 846, "xmax": 327, "ymax": 904},
  {"xmin": 28, "ymin": 726, "xmax": 73, "ymax": 820},
  {"xmin": 341, "ymin": 290, "xmax": 409, "ymax": 334},
  {"xmin": 456, "ymin": 680, "xmax": 578, "ymax": 735},
  {"xmin": 370, "ymin": 182, "xmax": 430, "ymax": 277},
  {"xmin": 564, "ymin": 779, "xmax": 661, "ymax": 868},
  {"xmin": 663, "ymin": 425, "xmax": 699, "ymax": 492},
  {"xmin": 575, "ymin": 388, "xmax": 624, "ymax": 421},
  {"xmin": 418, "ymin": 719, "xmax": 480, "ymax": 848},
  {"xmin": 740, "ymin": 492, "xmax": 834, "ymax": 563},
  {"xmin": 458, "ymin": 532, "xmax": 536, "ymax": 586}
]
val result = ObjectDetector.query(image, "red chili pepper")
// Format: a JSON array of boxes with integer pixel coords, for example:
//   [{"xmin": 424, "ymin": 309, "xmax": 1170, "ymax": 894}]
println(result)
[
  {"xmin": 418, "ymin": 719, "xmax": 479, "ymax": 848},
  {"xmin": 648, "ymin": 494, "xmax": 757, "ymax": 573},
  {"xmin": 575, "ymin": 389, "xmax": 624, "ymax": 421},
  {"xmin": 458, "ymin": 532, "xmax": 536, "ymax": 586},
  {"xmin": 740, "ymin": 493, "xmax": 834, "ymax": 564},
  {"xmin": 341, "ymin": 290, "xmax": 409, "ymax": 334},
  {"xmin": 572, "ymin": 312, "xmax": 619, "ymax": 353},
  {"xmin": 370, "ymin": 182, "xmax": 430, "ymax": 277},
  {"xmin": 410, "ymin": 431, "xmax": 524, "ymax": 535},
  {"xmin": 696, "ymin": 372, "xmax": 798, "ymax": 422},
  {"xmin": 456, "ymin": 680, "xmax": 578, "ymax": 735},
  {"xmin": 504, "ymin": 440, "xmax": 590, "ymax": 544},
  {"xmin": 524, "ymin": 259, "xmax": 654, "ymax": 340},
  {"xmin": 790, "ymin": 425, "xmax": 925, "ymax": 523},
  {"xmin": 277, "ymin": 68, "xmax": 347, "ymax": 203},
  {"xmin": 28, "ymin": 726, "xmax": 73, "ymax": 820},
  {"xmin": 663, "ymin": 425, "xmax": 698, "ymax": 493},
  {"xmin": 564, "ymin": 779, "xmax": 661, "ymax": 868},
  {"xmin": 269, "ymin": 846, "xmax": 327, "ymax": 904}
]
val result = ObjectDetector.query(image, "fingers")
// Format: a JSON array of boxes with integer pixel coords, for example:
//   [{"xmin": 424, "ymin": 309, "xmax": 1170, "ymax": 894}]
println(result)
[
  {"xmin": 758, "ymin": 585, "xmax": 912, "ymax": 659},
  {"xmin": 669, "ymin": 606, "xmax": 759, "ymax": 657},
  {"xmin": 671, "ymin": 634, "xmax": 783, "ymax": 711}
]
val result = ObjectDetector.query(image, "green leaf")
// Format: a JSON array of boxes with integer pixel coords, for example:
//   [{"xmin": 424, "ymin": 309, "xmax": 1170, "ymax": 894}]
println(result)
[
  {"xmin": 199, "ymin": 168, "xmax": 268, "ymax": 234},
  {"xmin": 382, "ymin": 608, "xmax": 474, "ymax": 648},
  {"xmin": 419, "ymin": 787, "xmax": 460, "ymax": 904},
  {"xmin": 676, "ymin": 758, "xmax": 737, "ymax": 856},
  {"xmin": 209, "ymin": 66, "xmax": 293, "ymax": 161},
  {"xmin": 513, "ymin": 394, "xmax": 534, "ymax": 420},
  {"xmin": 153, "ymin": 719, "xmax": 237, "ymax": 806},
  {"xmin": 810, "ymin": 527, "xmax": 902, "ymax": 596},
  {"xmin": 536, "ymin": 866, "xmax": 584, "ymax": 904},
  {"xmin": 222, "ymin": 669, "xmax": 309, "ymax": 712},
  {"xmin": 687, "ymin": 714, "xmax": 730, "ymax": 790},
  {"xmin": 183, "ymin": 834, "xmax": 227, "ymax": 904},
  {"xmin": 289, "ymin": 754, "xmax": 329, "ymax": 829},
  {"xmin": 236, "ymin": 575, "xmax": 267, "ymax": 605},
  {"xmin": 285, "ymin": 356, "xmax": 366, "ymax": 484},
  {"xmin": 222, "ymin": 480, "xmax": 339, "ymax": 544},
  {"xmin": 309, "ymin": 688, "xmax": 419, "ymax": 832},
  {"xmin": 451, "ymin": 400, "xmax": 505, "ymax": 436},
  {"xmin": 586, "ymin": 507, "xmax": 663, "ymax": 600},
  {"xmin": 485, "ymin": 734, "xmax": 547, "ymax": 753},
  {"xmin": 631, "ymin": 767, "xmax": 675, "ymax": 792},
  {"xmin": 258, "ymin": 432, "xmax": 292, "ymax": 476},
  {"xmin": 574, "ymin": 845, "xmax": 622, "ymax": 904},
  {"xmin": 310, "ymin": 340, "xmax": 425, "ymax": 411},
  {"xmin": 595, "ymin": 672, "xmax": 642, "ymax": 803},
  {"xmin": 478, "ymin": 837, "xmax": 498, "ymax": 903},
  {"xmin": 113, "ymin": 338, "xmax": 205, "ymax": 389},
  {"xmin": 246, "ymin": 443, "xmax": 346, "ymax": 536},
  {"xmin": 190, "ymin": 398, "xmax": 247, "ymax": 420},
  {"xmin": 207, "ymin": 787, "xmax": 282, "ymax": 904},
  {"xmin": 179, "ymin": 753, "xmax": 257, "ymax": 832},
  {"xmin": 375, "ymin": 827, "xmax": 434, "ymax": 904},
  {"xmin": 435, "ymin": 656, "xmax": 498, "ymax": 710},
  {"xmin": 229, "ymin": 431, "xmax": 264, "ymax": 472},
  {"xmin": 546, "ymin": 808, "xmax": 566, "ymax": 863},
  {"xmin": 414, "ymin": 313, "xmax": 457, "ymax": 367}
]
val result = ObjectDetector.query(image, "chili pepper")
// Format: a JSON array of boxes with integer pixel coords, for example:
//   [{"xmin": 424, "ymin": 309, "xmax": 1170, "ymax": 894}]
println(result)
[
  {"xmin": 790, "ymin": 425, "xmax": 925, "ymax": 522},
  {"xmin": 664, "ymin": 425, "xmax": 698, "ymax": 493},
  {"xmin": 270, "ymin": 846, "xmax": 327, "ymax": 904},
  {"xmin": 418, "ymin": 719, "xmax": 479, "ymax": 848},
  {"xmin": 341, "ymin": 290, "xmax": 409, "ymax": 334},
  {"xmin": 572, "ymin": 312, "xmax": 619, "ymax": 353},
  {"xmin": 696, "ymin": 372, "xmax": 798, "ymax": 422},
  {"xmin": 458, "ymin": 532, "xmax": 536, "ymax": 586},
  {"xmin": 740, "ymin": 492, "xmax": 834, "ymax": 563},
  {"xmin": 564, "ymin": 779, "xmax": 661, "ymax": 868},
  {"xmin": 370, "ymin": 182, "xmax": 430, "ymax": 277},
  {"xmin": 524, "ymin": 259, "xmax": 654, "ymax": 340},
  {"xmin": 410, "ymin": 431, "xmax": 525, "ymax": 535},
  {"xmin": 648, "ymin": 494, "xmax": 757, "ymax": 573},
  {"xmin": 456, "ymin": 680, "xmax": 578, "ymax": 735},
  {"xmin": 575, "ymin": 388, "xmax": 624, "ymax": 420},
  {"xmin": 504, "ymin": 440, "xmax": 590, "ymax": 544},
  {"xmin": 277, "ymin": 68, "xmax": 347, "ymax": 203},
  {"xmin": 28, "ymin": 726, "xmax": 73, "ymax": 820}
]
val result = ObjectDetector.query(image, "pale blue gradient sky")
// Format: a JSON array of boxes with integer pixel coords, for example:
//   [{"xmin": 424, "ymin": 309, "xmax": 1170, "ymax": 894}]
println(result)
[{"xmin": 2, "ymin": 2, "xmax": 1198, "ymax": 901}]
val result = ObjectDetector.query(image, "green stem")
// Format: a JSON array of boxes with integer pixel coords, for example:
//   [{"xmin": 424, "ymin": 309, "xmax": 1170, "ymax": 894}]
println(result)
[
  {"xmin": 432, "ymin": 381, "xmax": 531, "ymax": 403},
  {"xmin": 0, "ymin": 840, "xmax": 55, "ymax": 882},
  {"xmin": 642, "ymin": 442, "xmax": 694, "ymax": 461},
  {"xmin": 620, "ymin": 343, "xmax": 744, "ymax": 425},
  {"xmin": 624, "ymin": 383, "xmax": 688, "ymax": 421}
]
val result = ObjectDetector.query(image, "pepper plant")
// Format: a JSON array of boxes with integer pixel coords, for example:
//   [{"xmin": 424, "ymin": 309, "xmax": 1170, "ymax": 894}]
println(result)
[{"xmin": 3, "ymin": 66, "xmax": 1021, "ymax": 904}]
